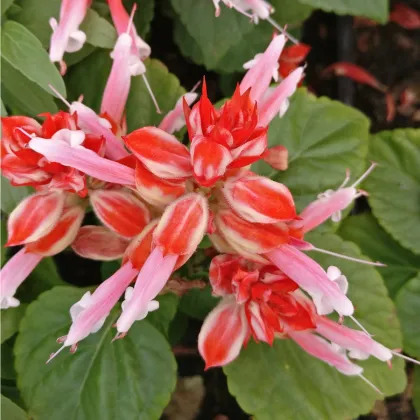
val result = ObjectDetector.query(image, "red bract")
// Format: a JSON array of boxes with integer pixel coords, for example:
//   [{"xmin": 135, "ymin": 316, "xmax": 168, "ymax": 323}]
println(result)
[
  {"xmin": 322, "ymin": 62, "xmax": 387, "ymax": 93},
  {"xmin": 1, "ymin": 112, "xmax": 104, "ymax": 196},
  {"xmin": 390, "ymin": 3, "xmax": 420, "ymax": 30},
  {"xmin": 278, "ymin": 43, "xmax": 311, "ymax": 80},
  {"xmin": 184, "ymin": 81, "xmax": 267, "ymax": 186}
]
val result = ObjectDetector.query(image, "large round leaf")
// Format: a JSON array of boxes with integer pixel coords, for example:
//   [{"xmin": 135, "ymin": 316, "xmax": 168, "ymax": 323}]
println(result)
[
  {"xmin": 338, "ymin": 213, "xmax": 420, "ymax": 298},
  {"xmin": 395, "ymin": 274, "xmax": 420, "ymax": 358},
  {"xmin": 15, "ymin": 286, "xmax": 176, "ymax": 420},
  {"xmin": 253, "ymin": 88, "xmax": 369, "ymax": 211},
  {"xmin": 364, "ymin": 129, "xmax": 420, "ymax": 255},
  {"xmin": 224, "ymin": 233, "xmax": 406, "ymax": 420}
]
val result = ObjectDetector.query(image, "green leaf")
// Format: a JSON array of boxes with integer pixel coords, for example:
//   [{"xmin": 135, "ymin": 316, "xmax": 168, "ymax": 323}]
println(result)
[
  {"xmin": 1, "ymin": 218, "xmax": 8, "ymax": 265},
  {"xmin": 1, "ymin": 21, "xmax": 66, "ymax": 98},
  {"xmin": 225, "ymin": 233, "xmax": 406, "ymax": 420},
  {"xmin": 147, "ymin": 293, "xmax": 180, "ymax": 338},
  {"xmin": 126, "ymin": 59, "xmax": 186, "ymax": 131},
  {"xmin": 253, "ymin": 88, "xmax": 369, "ymax": 211},
  {"xmin": 180, "ymin": 286, "xmax": 219, "ymax": 320},
  {"xmin": 364, "ymin": 129, "xmax": 420, "ymax": 255},
  {"xmin": 1, "ymin": 61, "xmax": 58, "ymax": 116},
  {"xmin": 1, "ymin": 305, "xmax": 27, "ymax": 344},
  {"xmin": 81, "ymin": 9, "xmax": 117, "ymax": 49},
  {"xmin": 17, "ymin": 257, "xmax": 65, "ymax": 302},
  {"xmin": 172, "ymin": 0, "xmax": 311, "ymax": 73},
  {"xmin": 2, "ymin": 338, "xmax": 18, "ymax": 380},
  {"xmin": 1, "ymin": 395, "xmax": 27, "ymax": 420},
  {"xmin": 124, "ymin": 0, "xmax": 155, "ymax": 38},
  {"xmin": 271, "ymin": 0, "xmax": 314, "ymax": 25},
  {"xmin": 338, "ymin": 213, "xmax": 420, "ymax": 298},
  {"xmin": 1, "ymin": 0, "xmax": 15, "ymax": 15},
  {"xmin": 100, "ymin": 260, "xmax": 121, "ymax": 281},
  {"xmin": 395, "ymin": 274, "xmax": 420, "ymax": 358},
  {"xmin": 414, "ymin": 366, "xmax": 420, "ymax": 417},
  {"xmin": 298, "ymin": 0, "xmax": 388, "ymax": 23},
  {"xmin": 12, "ymin": 0, "xmax": 61, "ymax": 47},
  {"xmin": 0, "ymin": 177, "xmax": 32, "ymax": 215},
  {"xmin": 15, "ymin": 286, "xmax": 177, "ymax": 420},
  {"xmin": 1, "ymin": 99, "xmax": 7, "ymax": 116}
]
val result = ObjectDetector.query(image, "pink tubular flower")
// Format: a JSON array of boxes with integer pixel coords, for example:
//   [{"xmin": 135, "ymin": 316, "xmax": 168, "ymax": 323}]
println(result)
[
  {"xmin": 198, "ymin": 255, "xmax": 404, "ymax": 393},
  {"xmin": 49, "ymin": 0, "xmax": 91, "ymax": 73},
  {"xmin": 0, "ymin": 249, "xmax": 43, "ymax": 309},
  {"xmin": 212, "ymin": 0, "xmax": 273, "ymax": 23},
  {"xmin": 47, "ymin": 261, "xmax": 139, "ymax": 362},
  {"xmin": 115, "ymin": 193, "xmax": 209, "ymax": 337}
]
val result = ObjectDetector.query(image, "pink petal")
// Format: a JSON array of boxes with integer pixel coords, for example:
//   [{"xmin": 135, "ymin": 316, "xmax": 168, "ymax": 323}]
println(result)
[
  {"xmin": 159, "ymin": 93, "xmax": 198, "ymax": 134},
  {"xmin": 240, "ymin": 35, "xmax": 287, "ymax": 103},
  {"xmin": 289, "ymin": 331, "xmax": 363, "ymax": 375},
  {"xmin": 300, "ymin": 188, "xmax": 356, "ymax": 233},
  {"xmin": 6, "ymin": 191, "xmax": 65, "ymax": 246},
  {"xmin": 49, "ymin": 0, "xmax": 89, "ymax": 62},
  {"xmin": 64, "ymin": 262, "xmax": 138, "ymax": 345},
  {"xmin": 0, "ymin": 248, "xmax": 43, "ymax": 309},
  {"xmin": 116, "ymin": 247, "xmax": 177, "ymax": 333},
  {"xmin": 90, "ymin": 189, "xmax": 150, "ymax": 238},
  {"xmin": 267, "ymin": 245, "xmax": 354, "ymax": 316},
  {"xmin": 198, "ymin": 296, "xmax": 248, "ymax": 368},
  {"xmin": 72, "ymin": 226, "xmax": 130, "ymax": 260},
  {"xmin": 100, "ymin": 34, "xmax": 133, "ymax": 125},
  {"xmin": 28, "ymin": 136, "xmax": 135, "ymax": 186},
  {"xmin": 258, "ymin": 67, "xmax": 304, "ymax": 127},
  {"xmin": 70, "ymin": 102, "xmax": 129, "ymax": 160},
  {"xmin": 316, "ymin": 317, "xmax": 392, "ymax": 362}
]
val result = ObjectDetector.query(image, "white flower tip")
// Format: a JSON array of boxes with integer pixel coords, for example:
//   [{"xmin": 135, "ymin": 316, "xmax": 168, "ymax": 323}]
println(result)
[
  {"xmin": 0, "ymin": 296, "xmax": 20, "ymax": 310},
  {"xmin": 49, "ymin": 17, "xmax": 58, "ymax": 31}
]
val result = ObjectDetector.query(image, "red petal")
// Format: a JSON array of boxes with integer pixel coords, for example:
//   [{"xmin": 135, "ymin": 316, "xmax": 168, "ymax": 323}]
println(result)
[
  {"xmin": 72, "ymin": 225, "xmax": 130, "ymax": 260},
  {"xmin": 262, "ymin": 145, "xmax": 288, "ymax": 171},
  {"xmin": 1, "ymin": 116, "xmax": 41, "ymax": 155},
  {"xmin": 229, "ymin": 128, "xmax": 267, "ymax": 168},
  {"xmin": 26, "ymin": 205, "xmax": 85, "ymax": 256},
  {"xmin": 390, "ymin": 3, "xmax": 420, "ymax": 29},
  {"xmin": 123, "ymin": 219, "xmax": 158, "ymax": 270},
  {"xmin": 198, "ymin": 297, "xmax": 248, "ymax": 368},
  {"xmin": 1, "ymin": 154, "xmax": 51, "ymax": 187},
  {"xmin": 124, "ymin": 127, "xmax": 192, "ymax": 179},
  {"xmin": 322, "ymin": 62, "xmax": 387, "ymax": 92},
  {"xmin": 223, "ymin": 174, "xmax": 296, "ymax": 223},
  {"xmin": 154, "ymin": 193, "xmax": 208, "ymax": 255},
  {"xmin": 280, "ymin": 44, "xmax": 311, "ymax": 63},
  {"xmin": 6, "ymin": 191, "xmax": 65, "ymax": 246},
  {"xmin": 40, "ymin": 111, "xmax": 77, "ymax": 138},
  {"xmin": 135, "ymin": 161, "xmax": 186, "ymax": 208},
  {"xmin": 90, "ymin": 189, "xmax": 151, "ymax": 238},
  {"xmin": 198, "ymin": 78, "xmax": 219, "ymax": 135},
  {"xmin": 215, "ymin": 209, "xmax": 289, "ymax": 254},
  {"xmin": 209, "ymin": 254, "xmax": 242, "ymax": 297},
  {"xmin": 191, "ymin": 136, "xmax": 232, "ymax": 187}
]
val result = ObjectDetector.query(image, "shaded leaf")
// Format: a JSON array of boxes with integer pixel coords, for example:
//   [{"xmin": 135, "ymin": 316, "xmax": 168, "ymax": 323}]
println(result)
[
  {"xmin": 0, "ymin": 177, "xmax": 32, "ymax": 215},
  {"xmin": 395, "ymin": 274, "xmax": 420, "ymax": 358},
  {"xmin": 180, "ymin": 286, "xmax": 219, "ymax": 320},
  {"xmin": 1, "ymin": 395, "xmax": 27, "ymax": 420},
  {"xmin": 364, "ymin": 129, "xmax": 420, "ymax": 255},
  {"xmin": 1, "ymin": 305, "xmax": 27, "ymax": 344},
  {"xmin": 1, "ymin": 21, "xmax": 66, "ymax": 97},
  {"xmin": 338, "ymin": 213, "xmax": 420, "ymax": 297},
  {"xmin": 414, "ymin": 366, "xmax": 420, "ymax": 417},
  {"xmin": 298, "ymin": 0, "xmax": 388, "ymax": 23},
  {"xmin": 81, "ymin": 9, "xmax": 117, "ymax": 49},
  {"xmin": 225, "ymin": 233, "xmax": 405, "ymax": 420},
  {"xmin": 253, "ymin": 88, "xmax": 369, "ymax": 211},
  {"xmin": 1, "ymin": 0, "xmax": 15, "ymax": 15},
  {"xmin": 15, "ymin": 286, "xmax": 177, "ymax": 420},
  {"xmin": 147, "ymin": 293, "xmax": 180, "ymax": 338}
]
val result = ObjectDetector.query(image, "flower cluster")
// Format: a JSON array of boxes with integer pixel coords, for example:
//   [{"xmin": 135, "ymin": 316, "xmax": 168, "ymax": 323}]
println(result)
[{"xmin": 1, "ymin": 0, "xmax": 416, "ymax": 393}]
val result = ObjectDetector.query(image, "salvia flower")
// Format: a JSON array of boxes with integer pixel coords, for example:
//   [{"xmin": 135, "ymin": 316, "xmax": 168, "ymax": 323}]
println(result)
[{"xmin": 49, "ymin": 0, "xmax": 91, "ymax": 73}]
